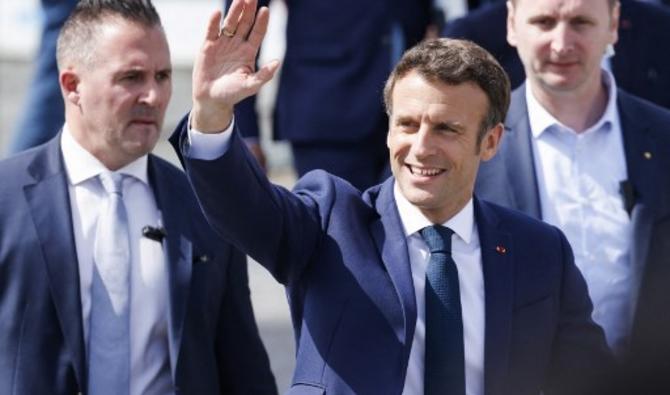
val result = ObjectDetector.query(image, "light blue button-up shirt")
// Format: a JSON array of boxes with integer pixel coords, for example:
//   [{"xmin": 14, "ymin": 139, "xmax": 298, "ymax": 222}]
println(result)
[{"xmin": 527, "ymin": 70, "xmax": 638, "ymax": 356}]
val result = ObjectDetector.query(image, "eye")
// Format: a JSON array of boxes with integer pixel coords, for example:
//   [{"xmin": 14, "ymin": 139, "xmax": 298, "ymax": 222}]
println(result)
[
  {"xmin": 570, "ymin": 17, "xmax": 593, "ymax": 30},
  {"xmin": 531, "ymin": 17, "xmax": 556, "ymax": 31},
  {"xmin": 395, "ymin": 118, "xmax": 419, "ymax": 132},
  {"xmin": 156, "ymin": 70, "xmax": 171, "ymax": 82},
  {"xmin": 123, "ymin": 72, "xmax": 140, "ymax": 81},
  {"xmin": 434, "ymin": 122, "xmax": 461, "ymax": 135}
]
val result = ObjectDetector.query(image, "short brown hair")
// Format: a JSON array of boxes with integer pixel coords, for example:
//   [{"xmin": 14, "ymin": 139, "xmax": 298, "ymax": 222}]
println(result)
[
  {"xmin": 509, "ymin": 0, "xmax": 617, "ymax": 8},
  {"xmin": 56, "ymin": 0, "xmax": 162, "ymax": 70},
  {"xmin": 384, "ymin": 38, "xmax": 511, "ymax": 141}
]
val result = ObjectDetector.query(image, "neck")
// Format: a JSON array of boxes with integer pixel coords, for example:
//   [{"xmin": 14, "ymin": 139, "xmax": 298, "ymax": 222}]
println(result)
[{"xmin": 530, "ymin": 75, "xmax": 609, "ymax": 133}]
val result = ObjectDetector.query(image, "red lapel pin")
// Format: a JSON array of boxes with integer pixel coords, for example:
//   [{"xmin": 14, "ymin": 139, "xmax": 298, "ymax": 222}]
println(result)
[{"xmin": 496, "ymin": 245, "xmax": 507, "ymax": 254}]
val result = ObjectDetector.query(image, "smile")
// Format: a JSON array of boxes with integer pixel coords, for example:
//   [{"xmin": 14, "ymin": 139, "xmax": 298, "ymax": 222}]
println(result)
[{"xmin": 407, "ymin": 164, "xmax": 445, "ymax": 177}]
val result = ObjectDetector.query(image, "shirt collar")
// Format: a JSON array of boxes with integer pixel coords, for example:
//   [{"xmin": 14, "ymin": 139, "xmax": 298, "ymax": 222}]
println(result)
[
  {"xmin": 393, "ymin": 181, "xmax": 474, "ymax": 244},
  {"xmin": 60, "ymin": 123, "xmax": 149, "ymax": 186},
  {"xmin": 526, "ymin": 68, "xmax": 619, "ymax": 138}
]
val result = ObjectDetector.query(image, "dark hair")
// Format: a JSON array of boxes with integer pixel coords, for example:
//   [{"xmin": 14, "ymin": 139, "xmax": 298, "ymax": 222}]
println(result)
[
  {"xmin": 57, "ymin": 0, "xmax": 162, "ymax": 70},
  {"xmin": 510, "ymin": 0, "xmax": 617, "ymax": 8},
  {"xmin": 383, "ymin": 38, "xmax": 510, "ymax": 142}
]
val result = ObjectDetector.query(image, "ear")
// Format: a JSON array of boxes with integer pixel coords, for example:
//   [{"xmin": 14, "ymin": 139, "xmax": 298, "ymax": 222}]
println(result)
[
  {"xmin": 609, "ymin": 1, "xmax": 620, "ymax": 46},
  {"xmin": 506, "ymin": 1, "xmax": 518, "ymax": 47},
  {"xmin": 480, "ymin": 123, "xmax": 504, "ymax": 162},
  {"xmin": 60, "ymin": 69, "xmax": 81, "ymax": 105},
  {"xmin": 386, "ymin": 117, "xmax": 393, "ymax": 149}
]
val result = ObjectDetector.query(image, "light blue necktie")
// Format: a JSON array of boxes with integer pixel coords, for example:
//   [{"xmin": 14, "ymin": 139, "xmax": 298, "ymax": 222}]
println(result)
[
  {"xmin": 421, "ymin": 225, "xmax": 465, "ymax": 395},
  {"xmin": 88, "ymin": 172, "xmax": 130, "ymax": 395}
]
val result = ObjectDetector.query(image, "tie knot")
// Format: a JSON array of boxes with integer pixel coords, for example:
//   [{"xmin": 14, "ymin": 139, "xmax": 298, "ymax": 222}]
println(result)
[
  {"xmin": 99, "ymin": 172, "xmax": 125, "ymax": 196},
  {"xmin": 420, "ymin": 225, "xmax": 454, "ymax": 254}
]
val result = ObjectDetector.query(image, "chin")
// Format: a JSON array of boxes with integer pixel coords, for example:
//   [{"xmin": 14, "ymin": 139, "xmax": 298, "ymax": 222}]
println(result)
[{"xmin": 403, "ymin": 187, "xmax": 438, "ymax": 207}]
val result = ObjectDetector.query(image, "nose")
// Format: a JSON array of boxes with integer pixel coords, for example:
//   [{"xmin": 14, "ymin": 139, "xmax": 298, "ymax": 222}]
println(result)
[
  {"xmin": 139, "ymin": 79, "xmax": 164, "ymax": 107},
  {"xmin": 409, "ymin": 124, "xmax": 436, "ymax": 159},
  {"xmin": 550, "ymin": 22, "xmax": 574, "ymax": 56}
]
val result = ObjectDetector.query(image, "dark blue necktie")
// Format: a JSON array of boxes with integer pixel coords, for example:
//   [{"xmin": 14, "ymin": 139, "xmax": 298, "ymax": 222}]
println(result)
[{"xmin": 420, "ymin": 225, "xmax": 465, "ymax": 395}]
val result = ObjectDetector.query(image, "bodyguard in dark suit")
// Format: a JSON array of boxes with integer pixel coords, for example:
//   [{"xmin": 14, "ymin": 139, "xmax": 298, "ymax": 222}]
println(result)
[
  {"xmin": 227, "ymin": 0, "xmax": 432, "ymax": 190},
  {"xmin": 475, "ymin": 0, "xmax": 670, "ymax": 392},
  {"xmin": 0, "ymin": 1, "xmax": 276, "ymax": 394},
  {"xmin": 442, "ymin": 0, "xmax": 670, "ymax": 110},
  {"xmin": 172, "ymin": 1, "xmax": 613, "ymax": 393}
]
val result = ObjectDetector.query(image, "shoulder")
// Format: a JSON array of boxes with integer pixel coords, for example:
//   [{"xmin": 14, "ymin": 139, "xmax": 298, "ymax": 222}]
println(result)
[
  {"xmin": 619, "ymin": 90, "xmax": 670, "ymax": 123},
  {"xmin": 148, "ymin": 154, "xmax": 203, "ymax": 215},
  {"xmin": 294, "ymin": 169, "xmax": 377, "ymax": 226},
  {"xmin": 618, "ymin": 90, "xmax": 670, "ymax": 146},
  {"xmin": 0, "ymin": 144, "xmax": 50, "ymax": 190}
]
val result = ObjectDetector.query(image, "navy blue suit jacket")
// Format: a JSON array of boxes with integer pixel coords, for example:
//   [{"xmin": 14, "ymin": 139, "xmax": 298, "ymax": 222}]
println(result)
[
  {"xmin": 173, "ymin": 120, "xmax": 612, "ymax": 395},
  {"xmin": 0, "ymin": 136, "xmax": 277, "ymax": 394},
  {"xmin": 476, "ymin": 86, "xmax": 670, "ymax": 392},
  {"xmin": 230, "ymin": 0, "xmax": 432, "ymax": 143},
  {"xmin": 442, "ymin": 0, "xmax": 670, "ymax": 110}
]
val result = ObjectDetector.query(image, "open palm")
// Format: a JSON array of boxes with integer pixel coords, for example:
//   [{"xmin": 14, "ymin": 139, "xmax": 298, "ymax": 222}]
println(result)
[{"xmin": 192, "ymin": 0, "xmax": 279, "ymax": 131}]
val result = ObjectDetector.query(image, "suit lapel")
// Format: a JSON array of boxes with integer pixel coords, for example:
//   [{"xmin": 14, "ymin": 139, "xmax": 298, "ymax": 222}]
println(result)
[
  {"xmin": 368, "ymin": 178, "xmax": 417, "ymax": 348},
  {"xmin": 504, "ymin": 86, "xmax": 542, "ymax": 219},
  {"xmin": 617, "ymin": 90, "xmax": 667, "ymax": 281},
  {"xmin": 23, "ymin": 137, "xmax": 87, "ymax": 388},
  {"xmin": 148, "ymin": 156, "xmax": 193, "ymax": 379},
  {"xmin": 475, "ymin": 199, "xmax": 514, "ymax": 395}
]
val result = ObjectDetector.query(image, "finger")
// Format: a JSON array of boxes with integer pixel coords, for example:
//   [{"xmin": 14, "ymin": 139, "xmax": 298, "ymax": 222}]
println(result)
[
  {"xmin": 205, "ymin": 10, "xmax": 222, "ymax": 41},
  {"xmin": 221, "ymin": 0, "xmax": 245, "ymax": 36},
  {"xmin": 246, "ymin": 6, "xmax": 269, "ymax": 51},
  {"xmin": 235, "ymin": 0, "xmax": 259, "ymax": 40},
  {"xmin": 247, "ymin": 59, "xmax": 280, "ymax": 90}
]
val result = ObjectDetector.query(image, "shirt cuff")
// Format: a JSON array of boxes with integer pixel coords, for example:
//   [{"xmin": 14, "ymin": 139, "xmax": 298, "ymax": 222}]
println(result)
[{"xmin": 186, "ymin": 116, "xmax": 235, "ymax": 160}]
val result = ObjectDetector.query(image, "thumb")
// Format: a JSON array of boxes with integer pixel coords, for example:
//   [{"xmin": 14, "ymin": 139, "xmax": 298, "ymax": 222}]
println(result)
[{"xmin": 247, "ymin": 59, "xmax": 281, "ymax": 92}]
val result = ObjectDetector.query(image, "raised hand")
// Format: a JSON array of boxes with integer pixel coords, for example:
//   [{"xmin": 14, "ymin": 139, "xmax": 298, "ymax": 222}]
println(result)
[{"xmin": 191, "ymin": 0, "xmax": 279, "ymax": 132}]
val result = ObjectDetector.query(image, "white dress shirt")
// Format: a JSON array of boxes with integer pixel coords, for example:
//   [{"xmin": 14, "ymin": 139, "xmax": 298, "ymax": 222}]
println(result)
[
  {"xmin": 526, "ymin": 70, "xmax": 637, "ymax": 355},
  {"xmin": 61, "ymin": 126, "xmax": 173, "ymax": 395},
  {"xmin": 396, "ymin": 189, "xmax": 485, "ymax": 395},
  {"xmin": 187, "ymin": 120, "xmax": 485, "ymax": 395}
]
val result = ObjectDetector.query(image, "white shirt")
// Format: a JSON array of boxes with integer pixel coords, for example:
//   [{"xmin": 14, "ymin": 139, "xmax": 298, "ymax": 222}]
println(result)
[
  {"xmin": 61, "ymin": 126, "xmax": 174, "ymax": 395},
  {"xmin": 187, "ymin": 122, "xmax": 486, "ymax": 394},
  {"xmin": 396, "ymin": 189, "xmax": 485, "ymax": 395},
  {"xmin": 526, "ymin": 70, "xmax": 637, "ymax": 355}
]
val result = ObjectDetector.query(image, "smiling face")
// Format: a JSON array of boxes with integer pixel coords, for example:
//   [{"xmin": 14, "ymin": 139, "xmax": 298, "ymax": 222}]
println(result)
[
  {"xmin": 61, "ymin": 17, "xmax": 172, "ymax": 170},
  {"xmin": 387, "ymin": 71, "xmax": 502, "ymax": 224},
  {"xmin": 507, "ymin": 0, "xmax": 619, "ymax": 98}
]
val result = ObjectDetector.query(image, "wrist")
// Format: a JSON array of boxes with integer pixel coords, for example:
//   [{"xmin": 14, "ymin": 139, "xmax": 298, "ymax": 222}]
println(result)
[{"xmin": 191, "ymin": 102, "xmax": 233, "ymax": 134}]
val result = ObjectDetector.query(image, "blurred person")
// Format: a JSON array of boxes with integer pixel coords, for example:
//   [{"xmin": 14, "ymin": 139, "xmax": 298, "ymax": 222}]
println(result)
[
  {"xmin": 8, "ymin": 0, "xmax": 78, "ymax": 155},
  {"xmin": 225, "ymin": 0, "xmax": 432, "ymax": 190},
  {"xmin": 0, "ymin": 1, "xmax": 277, "ymax": 394},
  {"xmin": 475, "ymin": 0, "xmax": 670, "ymax": 392},
  {"xmin": 170, "ymin": 0, "xmax": 614, "ymax": 393},
  {"xmin": 442, "ymin": 0, "xmax": 670, "ymax": 110}
]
